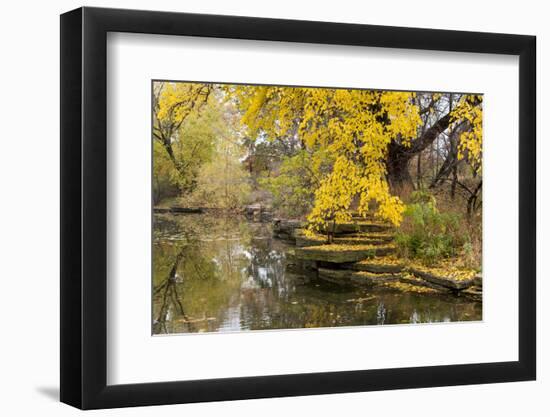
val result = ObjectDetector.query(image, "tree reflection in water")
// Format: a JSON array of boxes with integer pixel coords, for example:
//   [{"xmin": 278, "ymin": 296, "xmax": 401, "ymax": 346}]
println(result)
[{"xmin": 152, "ymin": 214, "xmax": 482, "ymax": 334}]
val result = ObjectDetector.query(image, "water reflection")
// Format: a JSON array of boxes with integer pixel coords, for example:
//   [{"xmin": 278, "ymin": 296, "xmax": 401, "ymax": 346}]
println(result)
[{"xmin": 152, "ymin": 214, "xmax": 482, "ymax": 334}]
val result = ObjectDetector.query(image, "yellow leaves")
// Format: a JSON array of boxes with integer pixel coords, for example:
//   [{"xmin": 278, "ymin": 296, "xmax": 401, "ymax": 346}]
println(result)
[
  {"xmin": 157, "ymin": 82, "xmax": 211, "ymax": 124},
  {"xmin": 374, "ymin": 195, "xmax": 405, "ymax": 226},
  {"xmin": 304, "ymin": 243, "xmax": 396, "ymax": 252},
  {"xmin": 379, "ymin": 91, "xmax": 422, "ymax": 146},
  {"xmin": 382, "ymin": 279, "xmax": 439, "ymax": 294},
  {"xmin": 241, "ymin": 86, "xmax": 268, "ymax": 135},
  {"xmin": 451, "ymin": 94, "xmax": 483, "ymax": 172},
  {"xmin": 305, "ymin": 155, "xmax": 404, "ymax": 231},
  {"xmin": 408, "ymin": 260, "xmax": 478, "ymax": 281},
  {"xmin": 233, "ymin": 86, "xmax": 425, "ymax": 230},
  {"xmin": 357, "ymin": 255, "xmax": 403, "ymax": 266}
]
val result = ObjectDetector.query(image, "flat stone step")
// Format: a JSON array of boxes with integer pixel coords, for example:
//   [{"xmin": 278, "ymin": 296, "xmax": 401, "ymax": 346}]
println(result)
[
  {"xmin": 293, "ymin": 229, "xmax": 325, "ymax": 247},
  {"xmin": 317, "ymin": 268, "xmax": 354, "ymax": 285},
  {"xmin": 316, "ymin": 266, "xmax": 481, "ymax": 296},
  {"xmin": 343, "ymin": 232, "xmax": 394, "ymax": 242},
  {"xmin": 344, "ymin": 255, "xmax": 405, "ymax": 273},
  {"xmin": 398, "ymin": 273, "xmax": 453, "ymax": 292},
  {"xmin": 272, "ymin": 219, "xmax": 306, "ymax": 240},
  {"xmin": 295, "ymin": 236, "xmax": 324, "ymax": 247},
  {"xmin": 407, "ymin": 266, "xmax": 478, "ymax": 290},
  {"xmin": 294, "ymin": 229, "xmax": 394, "ymax": 247},
  {"xmin": 317, "ymin": 268, "xmax": 400, "ymax": 286},
  {"xmin": 380, "ymin": 280, "xmax": 442, "ymax": 295},
  {"xmin": 343, "ymin": 230, "xmax": 394, "ymax": 242},
  {"xmin": 328, "ymin": 222, "xmax": 393, "ymax": 234},
  {"xmin": 350, "ymin": 215, "xmax": 375, "ymax": 220},
  {"xmin": 334, "ymin": 236, "xmax": 392, "ymax": 245},
  {"xmin": 295, "ymin": 244, "xmax": 395, "ymax": 263},
  {"xmin": 295, "ymin": 235, "xmax": 391, "ymax": 247},
  {"xmin": 350, "ymin": 271, "xmax": 401, "ymax": 285}
]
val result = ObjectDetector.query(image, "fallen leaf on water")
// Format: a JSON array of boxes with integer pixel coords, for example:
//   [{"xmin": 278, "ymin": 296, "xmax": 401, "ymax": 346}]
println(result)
[{"xmin": 346, "ymin": 296, "xmax": 375, "ymax": 303}]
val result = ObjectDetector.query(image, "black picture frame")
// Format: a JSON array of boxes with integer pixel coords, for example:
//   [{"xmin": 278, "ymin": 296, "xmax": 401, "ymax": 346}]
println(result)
[{"xmin": 60, "ymin": 6, "xmax": 536, "ymax": 410}]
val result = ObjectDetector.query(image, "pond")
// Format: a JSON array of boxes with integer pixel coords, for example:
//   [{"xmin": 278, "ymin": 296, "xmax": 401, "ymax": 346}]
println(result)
[{"xmin": 153, "ymin": 214, "xmax": 482, "ymax": 334}]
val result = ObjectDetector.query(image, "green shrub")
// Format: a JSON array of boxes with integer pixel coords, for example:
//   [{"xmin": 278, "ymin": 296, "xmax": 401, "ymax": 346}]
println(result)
[
  {"xmin": 259, "ymin": 151, "xmax": 317, "ymax": 219},
  {"xmin": 408, "ymin": 189, "xmax": 436, "ymax": 206},
  {"xmin": 395, "ymin": 195, "xmax": 467, "ymax": 265}
]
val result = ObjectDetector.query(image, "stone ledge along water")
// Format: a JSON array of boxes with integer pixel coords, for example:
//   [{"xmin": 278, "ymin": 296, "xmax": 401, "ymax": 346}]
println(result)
[{"xmin": 278, "ymin": 218, "xmax": 482, "ymax": 300}]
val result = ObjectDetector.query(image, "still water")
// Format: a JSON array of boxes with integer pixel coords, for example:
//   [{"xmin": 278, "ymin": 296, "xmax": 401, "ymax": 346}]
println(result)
[{"xmin": 153, "ymin": 214, "xmax": 481, "ymax": 334}]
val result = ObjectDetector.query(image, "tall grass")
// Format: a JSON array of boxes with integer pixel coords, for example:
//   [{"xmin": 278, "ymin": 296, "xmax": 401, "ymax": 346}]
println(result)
[{"xmin": 395, "ymin": 190, "xmax": 477, "ymax": 267}]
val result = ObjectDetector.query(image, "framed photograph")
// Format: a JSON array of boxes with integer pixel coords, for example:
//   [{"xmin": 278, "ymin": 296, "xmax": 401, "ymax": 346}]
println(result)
[{"xmin": 60, "ymin": 6, "xmax": 536, "ymax": 409}]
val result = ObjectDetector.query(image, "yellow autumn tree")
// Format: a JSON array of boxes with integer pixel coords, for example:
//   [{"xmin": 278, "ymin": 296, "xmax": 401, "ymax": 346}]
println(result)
[
  {"xmin": 450, "ymin": 94, "xmax": 483, "ymax": 173},
  {"xmin": 232, "ymin": 86, "xmax": 423, "ymax": 235},
  {"xmin": 153, "ymin": 82, "xmax": 212, "ymax": 178}
]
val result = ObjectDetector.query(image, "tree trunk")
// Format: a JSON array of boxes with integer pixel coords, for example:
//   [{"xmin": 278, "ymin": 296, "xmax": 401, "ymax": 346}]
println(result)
[
  {"xmin": 387, "ymin": 142, "xmax": 413, "ymax": 193},
  {"xmin": 385, "ymin": 104, "xmax": 467, "ymax": 194},
  {"xmin": 467, "ymin": 181, "xmax": 482, "ymax": 218},
  {"xmin": 451, "ymin": 165, "xmax": 458, "ymax": 200},
  {"xmin": 416, "ymin": 153, "xmax": 422, "ymax": 190}
]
